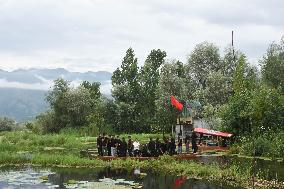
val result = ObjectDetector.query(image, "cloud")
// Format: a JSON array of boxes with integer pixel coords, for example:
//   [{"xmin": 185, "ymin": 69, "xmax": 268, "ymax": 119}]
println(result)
[
  {"xmin": 0, "ymin": 77, "xmax": 112, "ymax": 94},
  {"xmin": 0, "ymin": 0, "xmax": 283, "ymax": 72}
]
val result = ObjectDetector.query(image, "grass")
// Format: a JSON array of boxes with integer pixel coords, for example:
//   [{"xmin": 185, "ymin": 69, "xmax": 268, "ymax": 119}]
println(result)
[
  {"xmin": 0, "ymin": 131, "xmax": 281, "ymax": 188},
  {"xmin": 0, "ymin": 151, "xmax": 252, "ymax": 187}
]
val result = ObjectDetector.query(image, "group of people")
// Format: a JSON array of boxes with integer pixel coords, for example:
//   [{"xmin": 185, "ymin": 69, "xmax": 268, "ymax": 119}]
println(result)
[{"xmin": 96, "ymin": 131, "xmax": 199, "ymax": 157}]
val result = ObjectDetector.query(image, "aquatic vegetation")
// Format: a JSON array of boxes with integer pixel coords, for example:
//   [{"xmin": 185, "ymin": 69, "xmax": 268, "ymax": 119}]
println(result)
[{"xmin": 0, "ymin": 131, "xmax": 283, "ymax": 188}]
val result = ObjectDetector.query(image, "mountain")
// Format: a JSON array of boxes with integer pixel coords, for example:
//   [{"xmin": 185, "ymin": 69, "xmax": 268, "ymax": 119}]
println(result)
[
  {"xmin": 0, "ymin": 68, "xmax": 112, "ymax": 122},
  {"xmin": 0, "ymin": 88, "xmax": 48, "ymax": 122},
  {"xmin": 0, "ymin": 68, "xmax": 112, "ymax": 85}
]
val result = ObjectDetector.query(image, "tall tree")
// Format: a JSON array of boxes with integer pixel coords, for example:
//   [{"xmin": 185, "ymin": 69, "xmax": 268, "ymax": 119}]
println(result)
[
  {"xmin": 155, "ymin": 60, "xmax": 186, "ymax": 132},
  {"xmin": 261, "ymin": 36, "xmax": 284, "ymax": 92},
  {"xmin": 45, "ymin": 78, "xmax": 93, "ymax": 132},
  {"xmin": 111, "ymin": 48, "xmax": 141, "ymax": 133},
  {"xmin": 220, "ymin": 55, "xmax": 258, "ymax": 135},
  {"xmin": 140, "ymin": 49, "xmax": 167, "ymax": 127},
  {"xmin": 186, "ymin": 42, "xmax": 221, "ymax": 89}
]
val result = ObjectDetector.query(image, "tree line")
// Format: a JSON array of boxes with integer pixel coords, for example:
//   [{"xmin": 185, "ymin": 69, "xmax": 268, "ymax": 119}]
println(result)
[{"xmin": 20, "ymin": 36, "xmax": 284, "ymax": 137}]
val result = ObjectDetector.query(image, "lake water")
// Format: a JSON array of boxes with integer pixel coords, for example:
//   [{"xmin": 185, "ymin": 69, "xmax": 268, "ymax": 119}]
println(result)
[
  {"xmin": 0, "ymin": 166, "xmax": 242, "ymax": 189},
  {"xmin": 0, "ymin": 156, "xmax": 283, "ymax": 189}
]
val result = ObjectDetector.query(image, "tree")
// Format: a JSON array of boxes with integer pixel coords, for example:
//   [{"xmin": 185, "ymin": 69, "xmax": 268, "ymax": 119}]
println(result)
[
  {"xmin": 220, "ymin": 55, "xmax": 260, "ymax": 136},
  {"xmin": 44, "ymin": 78, "xmax": 93, "ymax": 132},
  {"xmin": 186, "ymin": 42, "xmax": 221, "ymax": 89},
  {"xmin": 64, "ymin": 86, "xmax": 92, "ymax": 127},
  {"xmin": 111, "ymin": 48, "xmax": 141, "ymax": 133},
  {"xmin": 0, "ymin": 117, "xmax": 15, "ymax": 132},
  {"xmin": 140, "ymin": 49, "xmax": 167, "ymax": 128},
  {"xmin": 155, "ymin": 60, "xmax": 187, "ymax": 132},
  {"xmin": 261, "ymin": 36, "xmax": 284, "ymax": 93},
  {"xmin": 46, "ymin": 78, "xmax": 70, "ymax": 131},
  {"xmin": 250, "ymin": 85, "xmax": 284, "ymax": 133},
  {"xmin": 81, "ymin": 81, "xmax": 101, "ymax": 108}
]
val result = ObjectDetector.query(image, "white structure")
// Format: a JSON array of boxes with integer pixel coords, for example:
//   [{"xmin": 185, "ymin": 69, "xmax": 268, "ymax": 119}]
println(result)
[{"xmin": 175, "ymin": 118, "xmax": 210, "ymax": 138}]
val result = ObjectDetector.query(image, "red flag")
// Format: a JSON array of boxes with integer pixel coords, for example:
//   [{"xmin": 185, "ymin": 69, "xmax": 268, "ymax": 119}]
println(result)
[{"xmin": 170, "ymin": 96, "xmax": 183, "ymax": 111}]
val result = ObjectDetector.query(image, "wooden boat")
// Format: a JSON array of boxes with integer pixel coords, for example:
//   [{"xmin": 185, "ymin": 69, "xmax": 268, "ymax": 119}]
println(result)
[{"xmin": 81, "ymin": 145, "xmax": 229, "ymax": 161}]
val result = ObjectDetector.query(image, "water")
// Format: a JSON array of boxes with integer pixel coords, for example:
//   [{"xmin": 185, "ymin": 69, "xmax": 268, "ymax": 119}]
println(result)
[
  {"xmin": 0, "ymin": 166, "xmax": 242, "ymax": 189},
  {"xmin": 0, "ymin": 156, "xmax": 283, "ymax": 189}
]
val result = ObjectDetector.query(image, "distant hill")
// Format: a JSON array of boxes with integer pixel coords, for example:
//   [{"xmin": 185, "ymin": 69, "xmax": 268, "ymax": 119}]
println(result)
[
  {"xmin": 0, "ymin": 68, "xmax": 112, "ymax": 85},
  {"xmin": 0, "ymin": 68, "xmax": 112, "ymax": 122},
  {"xmin": 0, "ymin": 88, "xmax": 48, "ymax": 122}
]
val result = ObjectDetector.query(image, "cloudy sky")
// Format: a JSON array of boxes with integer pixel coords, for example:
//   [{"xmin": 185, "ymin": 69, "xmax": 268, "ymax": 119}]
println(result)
[{"xmin": 0, "ymin": 0, "xmax": 283, "ymax": 72}]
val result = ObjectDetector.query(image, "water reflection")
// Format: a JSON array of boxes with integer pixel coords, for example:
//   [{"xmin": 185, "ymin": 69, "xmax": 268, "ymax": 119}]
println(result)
[{"xmin": 0, "ymin": 166, "xmax": 243, "ymax": 189}]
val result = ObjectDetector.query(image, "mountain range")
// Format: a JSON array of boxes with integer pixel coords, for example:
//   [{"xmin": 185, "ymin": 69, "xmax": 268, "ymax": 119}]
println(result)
[{"xmin": 0, "ymin": 68, "xmax": 112, "ymax": 122}]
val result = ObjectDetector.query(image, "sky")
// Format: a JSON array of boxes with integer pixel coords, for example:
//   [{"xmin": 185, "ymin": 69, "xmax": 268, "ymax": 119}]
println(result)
[{"xmin": 0, "ymin": 0, "xmax": 283, "ymax": 73}]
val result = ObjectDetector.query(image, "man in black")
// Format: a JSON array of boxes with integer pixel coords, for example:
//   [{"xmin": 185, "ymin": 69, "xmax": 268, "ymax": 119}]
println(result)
[
  {"xmin": 120, "ymin": 137, "xmax": 127, "ymax": 157},
  {"xmin": 115, "ymin": 135, "xmax": 121, "ymax": 156},
  {"xmin": 127, "ymin": 136, "xmax": 134, "ymax": 157},
  {"xmin": 97, "ymin": 134, "xmax": 103, "ymax": 156},
  {"xmin": 155, "ymin": 138, "xmax": 162, "ymax": 156},
  {"xmin": 102, "ymin": 134, "xmax": 108, "ymax": 156},
  {"xmin": 107, "ymin": 135, "xmax": 113, "ymax": 156},
  {"xmin": 192, "ymin": 131, "xmax": 198, "ymax": 154},
  {"xmin": 161, "ymin": 137, "xmax": 168, "ymax": 154},
  {"xmin": 169, "ymin": 137, "xmax": 176, "ymax": 156},
  {"xmin": 148, "ymin": 137, "xmax": 156, "ymax": 157}
]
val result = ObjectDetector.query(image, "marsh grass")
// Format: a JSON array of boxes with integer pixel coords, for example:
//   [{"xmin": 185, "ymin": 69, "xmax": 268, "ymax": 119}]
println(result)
[{"xmin": 0, "ymin": 131, "xmax": 277, "ymax": 188}]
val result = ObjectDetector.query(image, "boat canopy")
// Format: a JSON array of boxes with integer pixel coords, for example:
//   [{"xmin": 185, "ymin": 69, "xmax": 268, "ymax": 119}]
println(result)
[{"xmin": 194, "ymin": 128, "xmax": 233, "ymax": 138}]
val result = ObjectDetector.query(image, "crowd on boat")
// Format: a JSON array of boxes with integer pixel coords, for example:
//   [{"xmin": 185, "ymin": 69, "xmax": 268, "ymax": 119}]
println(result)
[{"xmin": 96, "ymin": 131, "xmax": 199, "ymax": 157}]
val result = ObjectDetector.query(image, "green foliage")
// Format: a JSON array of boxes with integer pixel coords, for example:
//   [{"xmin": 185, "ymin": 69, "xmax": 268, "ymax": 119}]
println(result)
[
  {"xmin": 0, "ymin": 117, "xmax": 16, "ymax": 132},
  {"xmin": 111, "ymin": 48, "xmax": 166, "ymax": 133},
  {"xmin": 140, "ymin": 49, "xmax": 167, "ymax": 127},
  {"xmin": 220, "ymin": 55, "xmax": 264, "ymax": 136},
  {"xmin": 40, "ymin": 78, "xmax": 103, "ymax": 133},
  {"xmin": 233, "ymin": 132, "xmax": 284, "ymax": 158},
  {"xmin": 155, "ymin": 60, "xmax": 186, "ymax": 132},
  {"xmin": 186, "ymin": 42, "xmax": 221, "ymax": 89},
  {"xmin": 261, "ymin": 36, "xmax": 284, "ymax": 92}
]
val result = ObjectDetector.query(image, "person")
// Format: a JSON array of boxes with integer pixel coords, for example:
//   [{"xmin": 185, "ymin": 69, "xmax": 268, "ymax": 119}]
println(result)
[
  {"xmin": 161, "ymin": 137, "xmax": 167, "ymax": 154},
  {"xmin": 120, "ymin": 137, "xmax": 127, "ymax": 157},
  {"xmin": 127, "ymin": 136, "xmax": 134, "ymax": 157},
  {"xmin": 191, "ymin": 131, "xmax": 198, "ymax": 154},
  {"xmin": 177, "ymin": 136, "xmax": 182, "ymax": 155},
  {"xmin": 102, "ymin": 133, "xmax": 108, "ymax": 156},
  {"xmin": 97, "ymin": 134, "xmax": 103, "ymax": 156},
  {"xmin": 115, "ymin": 135, "xmax": 121, "ymax": 156},
  {"xmin": 169, "ymin": 137, "xmax": 176, "ymax": 156},
  {"xmin": 110, "ymin": 135, "xmax": 116, "ymax": 156},
  {"xmin": 133, "ymin": 138, "xmax": 140, "ymax": 157},
  {"xmin": 107, "ymin": 135, "xmax": 112, "ymax": 156},
  {"xmin": 148, "ymin": 137, "xmax": 156, "ymax": 157},
  {"xmin": 155, "ymin": 138, "xmax": 162, "ymax": 156},
  {"xmin": 184, "ymin": 134, "xmax": 190, "ymax": 154}
]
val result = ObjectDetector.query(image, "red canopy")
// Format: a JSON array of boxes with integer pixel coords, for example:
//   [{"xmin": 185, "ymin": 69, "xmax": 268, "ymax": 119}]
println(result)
[{"xmin": 194, "ymin": 128, "xmax": 233, "ymax": 138}]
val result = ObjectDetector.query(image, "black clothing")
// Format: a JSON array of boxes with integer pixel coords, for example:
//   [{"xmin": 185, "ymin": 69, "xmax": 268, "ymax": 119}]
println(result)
[
  {"xmin": 155, "ymin": 140, "xmax": 162, "ymax": 156},
  {"xmin": 116, "ymin": 138, "xmax": 122, "ymax": 156},
  {"xmin": 148, "ymin": 140, "xmax": 156, "ymax": 156},
  {"xmin": 178, "ymin": 138, "xmax": 182, "ymax": 147},
  {"xmin": 107, "ymin": 138, "xmax": 113, "ymax": 156},
  {"xmin": 169, "ymin": 139, "xmax": 176, "ymax": 156},
  {"xmin": 192, "ymin": 132, "xmax": 198, "ymax": 153},
  {"xmin": 184, "ymin": 135, "xmax": 190, "ymax": 144},
  {"xmin": 120, "ymin": 141, "xmax": 127, "ymax": 157},
  {"xmin": 127, "ymin": 139, "xmax": 134, "ymax": 157},
  {"xmin": 97, "ymin": 136, "xmax": 103, "ymax": 156}
]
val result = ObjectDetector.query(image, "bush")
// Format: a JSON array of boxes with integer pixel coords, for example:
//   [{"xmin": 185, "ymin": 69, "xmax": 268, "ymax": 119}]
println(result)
[
  {"xmin": 235, "ymin": 131, "xmax": 284, "ymax": 158},
  {"xmin": 0, "ymin": 117, "xmax": 16, "ymax": 132}
]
